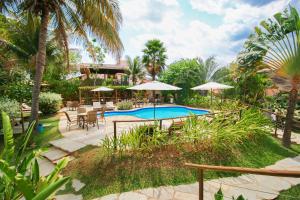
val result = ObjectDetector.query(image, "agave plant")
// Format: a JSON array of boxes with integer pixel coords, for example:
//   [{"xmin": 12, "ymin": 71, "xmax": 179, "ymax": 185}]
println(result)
[{"xmin": 0, "ymin": 112, "xmax": 70, "ymax": 200}]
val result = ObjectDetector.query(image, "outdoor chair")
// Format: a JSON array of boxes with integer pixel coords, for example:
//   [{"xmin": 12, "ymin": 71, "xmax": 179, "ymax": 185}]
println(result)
[
  {"xmin": 67, "ymin": 101, "xmax": 79, "ymax": 111},
  {"xmin": 93, "ymin": 102, "xmax": 102, "ymax": 109},
  {"xmin": 77, "ymin": 107, "xmax": 86, "ymax": 124},
  {"xmin": 22, "ymin": 103, "xmax": 31, "ymax": 112},
  {"xmin": 84, "ymin": 111, "xmax": 99, "ymax": 130},
  {"xmin": 143, "ymin": 98, "xmax": 149, "ymax": 106},
  {"xmin": 99, "ymin": 106, "xmax": 106, "ymax": 122},
  {"xmin": 105, "ymin": 102, "xmax": 115, "ymax": 110},
  {"xmin": 168, "ymin": 120, "xmax": 185, "ymax": 135},
  {"xmin": 64, "ymin": 112, "xmax": 77, "ymax": 131}
]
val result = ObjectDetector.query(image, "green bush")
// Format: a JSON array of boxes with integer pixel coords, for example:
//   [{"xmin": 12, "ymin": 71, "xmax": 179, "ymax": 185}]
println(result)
[
  {"xmin": 49, "ymin": 79, "xmax": 80, "ymax": 101},
  {"xmin": 39, "ymin": 92, "xmax": 62, "ymax": 115},
  {"xmin": 102, "ymin": 109, "xmax": 272, "ymax": 160},
  {"xmin": 117, "ymin": 101, "xmax": 133, "ymax": 110},
  {"xmin": 184, "ymin": 94, "xmax": 210, "ymax": 108},
  {"xmin": 0, "ymin": 97, "xmax": 20, "ymax": 118},
  {"xmin": 102, "ymin": 123, "xmax": 166, "ymax": 154},
  {"xmin": 0, "ymin": 112, "xmax": 70, "ymax": 199}
]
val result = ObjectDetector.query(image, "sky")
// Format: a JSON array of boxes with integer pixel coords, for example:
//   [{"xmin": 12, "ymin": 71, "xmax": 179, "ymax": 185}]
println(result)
[{"xmin": 75, "ymin": 0, "xmax": 298, "ymax": 66}]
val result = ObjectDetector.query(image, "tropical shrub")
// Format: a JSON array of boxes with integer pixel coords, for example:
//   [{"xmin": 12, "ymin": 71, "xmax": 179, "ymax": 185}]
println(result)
[
  {"xmin": 181, "ymin": 109, "xmax": 272, "ymax": 157},
  {"xmin": 0, "ymin": 112, "xmax": 70, "ymax": 199},
  {"xmin": 49, "ymin": 79, "xmax": 80, "ymax": 101},
  {"xmin": 102, "ymin": 109, "xmax": 272, "ymax": 160},
  {"xmin": 102, "ymin": 123, "xmax": 168, "ymax": 154},
  {"xmin": 0, "ymin": 97, "xmax": 20, "ymax": 118},
  {"xmin": 184, "ymin": 94, "xmax": 210, "ymax": 108},
  {"xmin": 39, "ymin": 92, "xmax": 62, "ymax": 115},
  {"xmin": 117, "ymin": 101, "xmax": 133, "ymax": 110}
]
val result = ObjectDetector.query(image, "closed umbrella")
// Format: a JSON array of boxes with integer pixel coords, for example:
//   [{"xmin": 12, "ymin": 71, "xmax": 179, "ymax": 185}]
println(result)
[
  {"xmin": 191, "ymin": 82, "xmax": 233, "ymax": 104},
  {"xmin": 128, "ymin": 81, "xmax": 181, "ymax": 118},
  {"xmin": 91, "ymin": 86, "xmax": 114, "ymax": 102}
]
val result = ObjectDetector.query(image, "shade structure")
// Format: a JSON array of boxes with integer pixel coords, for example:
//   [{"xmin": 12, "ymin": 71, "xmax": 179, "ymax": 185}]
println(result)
[
  {"xmin": 128, "ymin": 81, "xmax": 182, "ymax": 91},
  {"xmin": 91, "ymin": 86, "xmax": 114, "ymax": 92},
  {"xmin": 191, "ymin": 82, "xmax": 233, "ymax": 90},
  {"xmin": 91, "ymin": 86, "xmax": 114, "ymax": 102},
  {"xmin": 191, "ymin": 82, "xmax": 233, "ymax": 104},
  {"xmin": 128, "ymin": 81, "xmax": 182, "ymax": 118}
]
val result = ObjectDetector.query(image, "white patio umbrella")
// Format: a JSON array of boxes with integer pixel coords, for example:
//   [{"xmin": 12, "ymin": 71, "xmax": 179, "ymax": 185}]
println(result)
[
  {"xmin": 128, "ymin": 81, "xmax": 182, "ymax": 119},
  {"xmin": 91, "ymin": 86, "xmax": 114, "ymax": 102},
  {"xmin": 191, "ymin": 81, "xmax": 233, "ymax": 104}
]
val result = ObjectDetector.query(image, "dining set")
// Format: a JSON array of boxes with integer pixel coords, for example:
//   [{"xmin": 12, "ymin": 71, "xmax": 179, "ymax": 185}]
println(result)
[{"xmin": 64, "ymin": 106, "xmax": 106, "ymax": 131}]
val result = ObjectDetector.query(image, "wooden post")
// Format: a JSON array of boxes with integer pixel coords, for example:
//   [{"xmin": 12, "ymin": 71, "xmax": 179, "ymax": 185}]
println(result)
[
  {"xmin": 159, "ymin": 120, "xmax": 162, "ymax": 130},
  {"xmin": 115, "ymin": 89, "xmax": 118, "ymax": 103},
  {"xmin": 20, "ymin": 103, "xmax": 25, "ymax": 134},
  {"xmin": 113, "ymin": 121, "xmax": 117, "ymax": 150},
  {"xmin": 198, "ymin": 169, "xmax": 204, "ymax": 200},
  {"xmin": 79, "ymin": 89, "xmax": 82, "ymax": 104},
  {"xmin": 275, "ymin": 115, "xmax": 278, "ymax": 137}
]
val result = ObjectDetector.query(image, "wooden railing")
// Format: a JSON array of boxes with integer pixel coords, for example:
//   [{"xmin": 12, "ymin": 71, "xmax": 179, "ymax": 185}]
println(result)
[{"xmin": 185, "ymin": 163, "xmax": 300, "ymax": 200}]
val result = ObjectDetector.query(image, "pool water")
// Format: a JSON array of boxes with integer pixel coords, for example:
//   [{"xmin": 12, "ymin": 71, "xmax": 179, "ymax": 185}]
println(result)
[{"xmin": 104, "ymin": 106, "xmax": 209, "ymax": 119}]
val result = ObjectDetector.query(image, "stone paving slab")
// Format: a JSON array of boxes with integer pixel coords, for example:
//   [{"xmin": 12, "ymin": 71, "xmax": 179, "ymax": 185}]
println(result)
[
  {"xmin": 50, "ymin": 138, "xmax": 87, "ymax": 153},
  {"xmin": 41, "ymin": 147, "xmax": 69, "ymax": 162},
  {"xmin": 37, "ymin": 157, "xmax": 55, "ymax": 176},
  {"xmin": 119, "ymin": 192, "xmax": 147, "ymax": 200},
  {"xmin": 55, "ymin": 194, "xmax": 83, "ymax": 200},
  {"xmin": 73, "ymin": 179, "xmax": 86, "ymax": 192}
]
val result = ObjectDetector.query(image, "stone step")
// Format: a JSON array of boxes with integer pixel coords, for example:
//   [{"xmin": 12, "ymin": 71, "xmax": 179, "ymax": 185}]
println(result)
[
  {"xmin": 37, "ymin": 157, "xmax": 56, "ymax": 176},
  {"xmin": 53, "ymin": 156, "xmax": 75, "ymax": 164},
  {"xmin": 41, "ymin": 147, "xmax": 69, "ymax": 162},
  {"xmin": 50, "ymin": 138, "xmax": 86, "ymax": 153},
  {"xmin": 72, "ymin": 179, "xmax": 86, "ymax": 192},
  {"xmin": 55, "ymin": 194, "xmax": 83, "ymax": 200}
]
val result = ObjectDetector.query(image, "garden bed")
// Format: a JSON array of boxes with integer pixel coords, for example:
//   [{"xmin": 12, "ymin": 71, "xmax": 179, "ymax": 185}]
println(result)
[{"xmin": 62, "ymin": 109, "xmax": 300, "ymax": 200}]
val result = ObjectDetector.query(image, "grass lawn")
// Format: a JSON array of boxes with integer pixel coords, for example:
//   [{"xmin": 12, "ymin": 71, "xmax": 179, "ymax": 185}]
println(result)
[
  {"xmin": 0, "ymin": 114, "xmax": 61, "ymax": 151},
  {"xmin": 62, "ymin": 134, "xmax": 300, "ymax": 200},
  {"xmin": 277, "ymin": 184, "xmax": 300, "ymax": 199},
  {"xmin": 32, "ymin": 114, "xmax": 62, "ymax": 148}
]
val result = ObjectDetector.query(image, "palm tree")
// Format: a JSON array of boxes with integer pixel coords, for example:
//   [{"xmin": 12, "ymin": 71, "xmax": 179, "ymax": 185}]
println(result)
[
  {"xmin": 1, "ymin": 0, "xmax": 123, "ymax": 122},
  {"xmin": 238, "ymin": 6, "xmax": 300, "ymax": 147},
  {"xmin": 142, "ymin": 39, "xmax": 167, "ymax": 80},
  {"xmin": 126, "ymin": 55, "xmax": 145, "ymax": 85},
  {"xmin": 0, "ymin": 14, "xmax": 62, "ymax": 72},
  {"xmin": 196, "ymin": 56, "xmax": 220, "ymax": 82}
]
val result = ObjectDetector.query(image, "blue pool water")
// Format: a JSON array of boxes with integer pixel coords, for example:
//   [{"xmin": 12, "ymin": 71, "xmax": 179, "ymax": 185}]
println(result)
[{"xmin": 104, "ymin": 106, "xmax": 209, "ymax": 119}]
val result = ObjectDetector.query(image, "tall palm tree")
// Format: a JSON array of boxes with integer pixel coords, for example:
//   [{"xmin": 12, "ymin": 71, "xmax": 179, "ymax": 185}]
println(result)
[
  {"xmin": 126, "ymin": 55, "xmax": 145, "ymax": 85},
  {"xmin": 1, "ymin": 0, "xmax": 123, "ymax": 122},
  {"xmin": 238, "ymin": 6, "xmax": 300, "ymax": 147},
  {"xmin": 142, "ymin": 39, "xmax": 167, "ymax": 80},
  {"xmin": 0, "ymin": 13, "xmax": 62, "ymax": 72}
]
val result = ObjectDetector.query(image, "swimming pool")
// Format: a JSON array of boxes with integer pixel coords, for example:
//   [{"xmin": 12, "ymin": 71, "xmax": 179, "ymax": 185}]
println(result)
[{"xmin": 104, "ymin": 106, "xmax": 209, "ymax": 119}]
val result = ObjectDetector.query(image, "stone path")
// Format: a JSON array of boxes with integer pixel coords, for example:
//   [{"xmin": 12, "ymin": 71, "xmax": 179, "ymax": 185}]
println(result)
[
  {"xmin": 39, "ymin": 147, "xmax": 85, "ymax": 200},
  {"xmin": 276, "ymin": 129, "xmax": 300, "ymax": 145},
  {"xmin": 93, "ymin": 156, "xmax": 300, "ymax": 200}
]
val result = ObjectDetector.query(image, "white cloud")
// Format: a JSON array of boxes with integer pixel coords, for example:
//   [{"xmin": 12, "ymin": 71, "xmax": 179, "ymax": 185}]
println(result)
[
  {"xmin": 80, "ymin": 0, "xmax": 291, "ymax": 66},
  {"xmin": 190, "ymin": 0, "xmax": 230, "ymax": 15}
]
